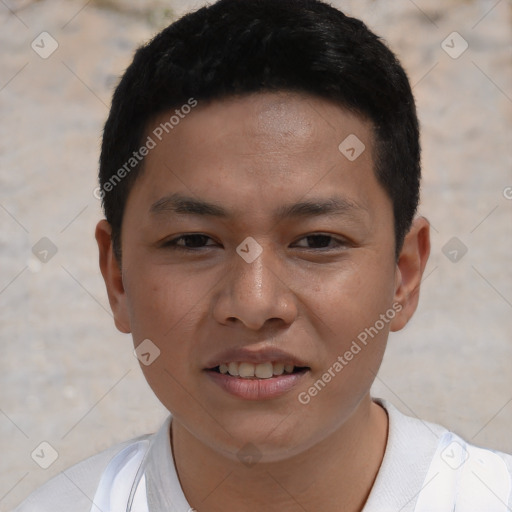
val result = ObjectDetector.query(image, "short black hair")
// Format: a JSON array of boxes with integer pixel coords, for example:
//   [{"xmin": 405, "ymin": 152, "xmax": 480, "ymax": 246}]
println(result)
[{"xmin": 99, "ymin": 0, "xmax": 421, "ymax": 265}]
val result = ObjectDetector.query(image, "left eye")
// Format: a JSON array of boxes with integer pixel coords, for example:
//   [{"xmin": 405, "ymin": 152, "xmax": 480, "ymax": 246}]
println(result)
[
  {"xmin": 162, "ymin": 233, "xmax": 346, "ymax": 251},
  {"xmin": 293, "ymin": 234, "xmax": 346, "ymax": 250}
]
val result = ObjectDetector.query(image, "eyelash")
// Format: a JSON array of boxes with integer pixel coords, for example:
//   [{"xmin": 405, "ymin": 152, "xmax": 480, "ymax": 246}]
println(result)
[{"xmin": 161, "ymin": 233, "xmax": 349, "ymax": 252}]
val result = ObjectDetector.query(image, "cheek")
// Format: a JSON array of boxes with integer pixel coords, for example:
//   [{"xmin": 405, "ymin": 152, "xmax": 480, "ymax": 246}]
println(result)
[
  {"xmin": 298, "ymin": 257, "xmax": 394, "ymax": 398},
  {"xmin": 124, "ymin": 263, "xmax": 201, "ymax": 341},
  {"xmin": 309, "ymin": 257, "xmax": 396, "ymax": 341},
  {"xmin": 124, "ymin": 264, "xmax": 214, "ymax": 389},
  {"xmin": 125, "ymin": 267, "xmax": 207, "ymax": 414}
]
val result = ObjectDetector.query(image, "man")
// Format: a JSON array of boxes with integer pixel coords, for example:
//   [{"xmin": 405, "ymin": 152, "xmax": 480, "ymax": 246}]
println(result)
[{"xmin": 12, "ymin": 0, "xmax": 512, "ymax": 510}]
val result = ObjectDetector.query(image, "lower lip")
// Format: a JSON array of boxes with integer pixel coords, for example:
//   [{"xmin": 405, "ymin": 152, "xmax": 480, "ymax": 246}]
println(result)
[{"xmin": 205, "ymin": 370, "xmax": 308, "ymax": 400}]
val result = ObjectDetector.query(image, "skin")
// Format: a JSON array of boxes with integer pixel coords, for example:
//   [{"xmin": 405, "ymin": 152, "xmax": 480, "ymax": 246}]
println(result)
[{"xmin": 96, "ymin": 91, "xmax": 430, "ymax": 512}]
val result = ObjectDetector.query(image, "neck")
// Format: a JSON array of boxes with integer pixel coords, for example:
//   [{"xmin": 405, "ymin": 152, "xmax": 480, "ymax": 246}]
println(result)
[{"xmin": 171, "ymin": 395, "xmax": 388, "ymax": 512}]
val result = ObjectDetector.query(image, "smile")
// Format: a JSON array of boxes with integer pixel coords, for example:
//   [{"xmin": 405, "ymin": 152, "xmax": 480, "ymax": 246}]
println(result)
[
  {"xmin": 206, "ymin": 363, "xmax": 310, "ymax": 400},
  {"xmin": 212, "ymin": 361, "xmax": 308, "ymax": 379}
]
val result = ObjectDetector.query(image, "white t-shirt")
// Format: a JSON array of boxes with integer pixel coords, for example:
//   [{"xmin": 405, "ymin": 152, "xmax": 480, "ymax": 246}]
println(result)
[{"xmin": 11, "ymin": 398, "xmax": 512, "ymax": 512}]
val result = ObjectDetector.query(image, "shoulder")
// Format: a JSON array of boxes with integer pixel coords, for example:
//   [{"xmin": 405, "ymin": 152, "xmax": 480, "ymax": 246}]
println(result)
[
  {"xmin": 417, "ymin": 430, "xmax": 512, "ymax": 511},
  {"xmin": 370, "ymin": 398, "xmax": 512, "ymax": 511},
  {"xmin": 10, "ymin": 434, "xmax": 152, "ymax": 512}
]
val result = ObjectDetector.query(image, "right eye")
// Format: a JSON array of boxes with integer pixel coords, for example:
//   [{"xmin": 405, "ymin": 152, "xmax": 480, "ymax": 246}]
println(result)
[{"xmin": 161, "ymin": 234, "xmax": 218, "ymax": 251}]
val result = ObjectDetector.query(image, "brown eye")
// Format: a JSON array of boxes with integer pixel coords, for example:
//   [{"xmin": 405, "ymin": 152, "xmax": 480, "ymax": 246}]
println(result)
[
  {"xmin": 163, "ymin": 234, "xmax": 216, "ymax": 250},
  {"xmin": 294, "ymin": 234, "xmax": 347, "ymax": 250}
]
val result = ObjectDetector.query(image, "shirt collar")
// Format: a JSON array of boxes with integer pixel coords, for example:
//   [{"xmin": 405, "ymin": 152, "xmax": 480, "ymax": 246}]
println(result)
[
  {"xmin": 144, "ymin": 415, "xmax": 193, "ymax": 512},
  {"xmin": 362, "ymin": 398, "xmax": 446, "ymax": 512},
  {"xmin": 142, "ymin": 398, "xmax": 446, "ymax": 512}
]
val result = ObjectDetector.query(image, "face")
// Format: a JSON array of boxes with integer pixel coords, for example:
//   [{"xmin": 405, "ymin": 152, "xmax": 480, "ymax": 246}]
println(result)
[{"xmin": 96, "ymin": 91, "xmax": 429, "ymax": 463}]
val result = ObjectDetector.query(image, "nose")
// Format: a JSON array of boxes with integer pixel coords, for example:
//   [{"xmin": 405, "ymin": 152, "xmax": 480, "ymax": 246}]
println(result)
[{"xmin": 212, "ymin": 240, "xmax": 298, "ymax": 330}]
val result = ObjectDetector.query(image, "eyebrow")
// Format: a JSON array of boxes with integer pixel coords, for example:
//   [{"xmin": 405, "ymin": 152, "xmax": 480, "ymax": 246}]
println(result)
[{"xmin": 149, "ymin": 192, "xmax": 369, "ymax": 221}]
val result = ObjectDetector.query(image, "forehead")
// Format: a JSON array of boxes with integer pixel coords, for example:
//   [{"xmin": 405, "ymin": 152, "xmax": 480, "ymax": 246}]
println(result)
[
  {"xmin": 146, "ymin": 91, "xmax": 373, "ymax": 160},
  {"xmin": 126, "ymin": 91, "xmax": 389, "ymax": 226}
]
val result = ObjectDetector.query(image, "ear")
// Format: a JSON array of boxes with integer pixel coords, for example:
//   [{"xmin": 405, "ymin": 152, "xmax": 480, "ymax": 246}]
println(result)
[
  {"xmin": 389, "ymin": 216, "xmax": 431, "ymax": 332},
  {"xmin": 95, "ymin": 219, "xmax": 131, "ymax": 334}
]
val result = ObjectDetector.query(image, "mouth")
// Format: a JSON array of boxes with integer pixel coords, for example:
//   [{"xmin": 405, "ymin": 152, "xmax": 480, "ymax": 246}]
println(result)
[
  {"xmin": 205, "ymin": 360, "xmax": 310, "ymax": 400},
  {"xmin": 203, "ymin": 347, "xmax": 311, "ymax": 400},
  {"xmin": 207, "ymin": 361, "xmax": 310, "ymax": 379}
]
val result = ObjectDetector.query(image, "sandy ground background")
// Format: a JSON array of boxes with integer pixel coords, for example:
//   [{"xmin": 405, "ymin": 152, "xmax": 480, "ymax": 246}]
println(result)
[{"xmin": 0, "ymin": 0, "xmax": 511, "ymax": 508}]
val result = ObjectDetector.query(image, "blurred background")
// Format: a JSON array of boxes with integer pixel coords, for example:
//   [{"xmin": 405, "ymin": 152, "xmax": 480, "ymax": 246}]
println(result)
[{"xmin": 0, "ymin": 0, "xmax": 511, "ymax": 508}]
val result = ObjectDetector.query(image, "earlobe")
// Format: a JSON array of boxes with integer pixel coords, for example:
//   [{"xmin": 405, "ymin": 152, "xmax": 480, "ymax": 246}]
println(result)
[
  {"xmin": 389, "ymin": 216, "xmax": 431, "ymax": 332},
  {"xmin": 95, "ymin": 219, "xmax": 131, "ymax": 334}
]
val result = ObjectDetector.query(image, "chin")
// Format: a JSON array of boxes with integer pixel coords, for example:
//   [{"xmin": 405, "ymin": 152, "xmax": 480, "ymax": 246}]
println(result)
[{"xmin": 205, "ymin": 416, "xmax": 321, "ymax": 464}]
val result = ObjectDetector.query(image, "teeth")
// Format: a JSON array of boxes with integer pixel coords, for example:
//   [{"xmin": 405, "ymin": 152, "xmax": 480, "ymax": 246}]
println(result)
[
  {"xmin": 239, "ymin": 362, "xmax": 255, "ymax": 378},
  {"xmin": 228, "ymin": 362, "xmax": 239, "ymax": 376},
  {"xmin": 273, "ymin": 362, "xmax": 284, "ymax": 375},
  {"xmin": 216, "ymin": 362, "xmax": 299, "ymax": 378},
  {"xmin": 255, "ymin": 362, "xmax": 273, "ymax": 379}
]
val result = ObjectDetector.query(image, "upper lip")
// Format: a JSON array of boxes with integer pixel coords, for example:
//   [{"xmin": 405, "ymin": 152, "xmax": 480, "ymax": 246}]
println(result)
[{"xmin": 204, "ymin": 346, "xmax": 310, "ymax": 370}]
